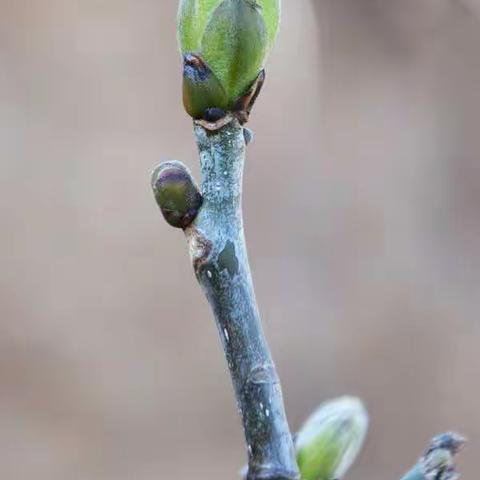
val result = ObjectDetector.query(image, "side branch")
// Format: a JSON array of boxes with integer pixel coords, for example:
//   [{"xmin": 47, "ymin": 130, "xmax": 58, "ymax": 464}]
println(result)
[{"xmin": 400, "ymin": 432, "xmax": 466, "ymax": 480}]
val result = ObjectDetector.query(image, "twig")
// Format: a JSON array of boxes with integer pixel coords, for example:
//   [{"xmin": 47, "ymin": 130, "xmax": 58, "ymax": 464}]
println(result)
[
  {"xmin": 153, "ymin": 119, "xmax": 300, "ymax": 480},
  {"xmin": 151, "ymin": 116, "xmax": 467, "ymax": 480},
  {"xmin": 400, "ymin": 432, "xmax": 466, "ymax": 480}
]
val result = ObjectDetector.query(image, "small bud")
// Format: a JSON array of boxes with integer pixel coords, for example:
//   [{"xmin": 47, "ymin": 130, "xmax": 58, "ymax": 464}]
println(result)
[
  {"xmin": 177, "ymin": 0, "xmax": 280, "ymax": 122},
  {"xmin": 182, "ymin": 53, "xmax": 229, "ymax": 120},
  {"xmin": 243, "ymin": 127, "xmax": 254, "ymax": 145},
  {"xmin": 295, "ymin": 397, "xmax": 369, "ymax": 480},
  {"xmin": 427, "ymin": 432, "xmax": 466, "ymax": 456},
  {"xmin": 151, "ymin": 161, "xmax": 202, "ymax": 229}
]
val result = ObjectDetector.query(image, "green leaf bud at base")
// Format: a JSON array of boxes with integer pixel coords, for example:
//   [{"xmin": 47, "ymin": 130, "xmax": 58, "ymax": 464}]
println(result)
[
  {"xmin": 182, "ymin": 53, "xmax": 228, "ymax": 120},
  {"xmin": 151, "ymin": 160, "xmax": 202, "ymax": 229}
]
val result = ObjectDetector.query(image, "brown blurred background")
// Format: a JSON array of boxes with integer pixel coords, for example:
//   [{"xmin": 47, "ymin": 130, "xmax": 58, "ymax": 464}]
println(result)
[{"xmin": 0, "ymin": 1, "xmax": 479, "ymax": 479}]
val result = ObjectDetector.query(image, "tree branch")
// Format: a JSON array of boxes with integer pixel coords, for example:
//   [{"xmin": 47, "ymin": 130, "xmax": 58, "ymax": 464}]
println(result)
[
  {"xmin": 154, "ymin": 119, "xmax": 300, "ymax": 480},
  {"xmin": 151, "ymin": 115, "xmax": 467, "ymax": 480},
  {"xmin": 400, "ymin": 432, "xmax": 466, "ymax": 480}
]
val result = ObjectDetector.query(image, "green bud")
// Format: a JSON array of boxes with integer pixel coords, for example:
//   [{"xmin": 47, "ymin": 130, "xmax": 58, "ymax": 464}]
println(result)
[
  {"xmin": 295, "ymin": 397, "xmax": 369, "ymax": 480},
  {"xmin": 151, "ymin": 161, "xmax": 203, "ymax": 229},
  {"xmin": 182, "ymin": 53, "xmax": 229, "ymax": 120},
  {"xmin": 177, "ymin": 0, "xmax": 280, "ymax": 121}
]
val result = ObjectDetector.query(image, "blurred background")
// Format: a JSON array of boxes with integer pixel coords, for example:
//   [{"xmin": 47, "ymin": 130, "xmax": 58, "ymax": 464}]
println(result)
[{"xmin": 1, "ymin": 1, "xmax": 479, "ymax": 479}]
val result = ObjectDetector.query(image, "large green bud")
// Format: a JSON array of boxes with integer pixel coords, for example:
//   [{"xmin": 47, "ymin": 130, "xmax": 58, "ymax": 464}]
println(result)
[
  {"xmin": 177, "ymin": 0, "xmax": 280, "ymax": 123},
  {"xmin": 295, "ymin": 397, "xmax": 369, "ymax": 480}
]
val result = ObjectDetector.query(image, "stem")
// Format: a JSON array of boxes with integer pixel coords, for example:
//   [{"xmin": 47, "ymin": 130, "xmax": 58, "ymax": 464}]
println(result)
[
  {"xmin": 400, "ymin": 465, "xmax": 430, "ymax": 480},
  {"xmin": 184, "ymin": 120, "xmax": 300, "ymax": 480},
  {"xmin": 152, "ymin": 126, "xmax": 466, "ymax": 480}
]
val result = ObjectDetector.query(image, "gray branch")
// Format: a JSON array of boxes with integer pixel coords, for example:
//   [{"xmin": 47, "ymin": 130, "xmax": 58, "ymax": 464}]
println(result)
[
  {"xmin": 151, "ymin": 123, "xmax": 466, "ymax": 480},
  {"xmin": 400, "ymin": 432, "xmax": 466, "ymax": 480},
  {"xmin": 153, "ymin": 119, "xmax": 300, "ymax": 480}
]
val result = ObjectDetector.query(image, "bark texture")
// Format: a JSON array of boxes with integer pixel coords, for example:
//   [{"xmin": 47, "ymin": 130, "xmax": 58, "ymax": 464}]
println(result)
[{"xmin": 184, "ymin": 120, "xmax": 300, "ymax": 480}]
